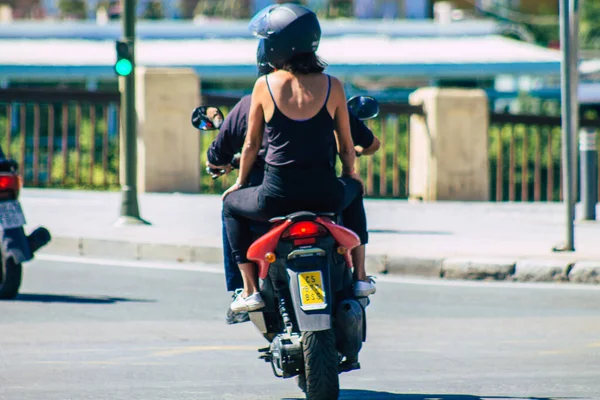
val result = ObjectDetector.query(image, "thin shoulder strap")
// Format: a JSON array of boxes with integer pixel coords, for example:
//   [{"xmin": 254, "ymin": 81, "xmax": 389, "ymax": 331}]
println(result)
[
  {"xmin": 265, "ymin": 75, "xmax": 278, "ymax": 110},
  {"xmin": 323, "ymin": 74, "xmax": 332, "ymax": 108}
]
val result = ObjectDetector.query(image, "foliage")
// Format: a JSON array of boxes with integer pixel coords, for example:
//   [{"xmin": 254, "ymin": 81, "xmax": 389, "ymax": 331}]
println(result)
[
  {"xmin": 143, "ymin": 0, "xmax": 165, "ymax": 19},
  {"xmin": 194, "ymin": 0, "xmax": 251, "ymax": 19},
  {"xmin": 580, "ymin": 0, "xmax": 600, "ymax": 49},
  {"xmin": 58, "ymin": 0, "xmax": 86, "ymax": 19}
]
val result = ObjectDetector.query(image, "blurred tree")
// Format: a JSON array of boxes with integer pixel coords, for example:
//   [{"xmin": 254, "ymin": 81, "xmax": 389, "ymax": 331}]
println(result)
[
  {"xmin": 143, "ymin": 0, "xmax": 164, "ymax": 19},
  {"xmin": 194, "ymin": 0, "xmax": 251, "ymax": 19},
  {"xmin": 327, "ymin": 0, "xmax": 352, "ymax": 18},
  {"xmin": 96, "ymin": 0, "xmax": 111, "ymax": 9},
  {"xmin": 58, "ymin": 0, "xmax": 86, "ymax": 19},
  {"xmin": 580, "ymin": 0, "xmax": 600, "ymax": 49}
]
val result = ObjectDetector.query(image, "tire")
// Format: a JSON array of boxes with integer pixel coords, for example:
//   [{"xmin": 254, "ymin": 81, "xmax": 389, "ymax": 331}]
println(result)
[
  {"xmin": 302, "ymin": 330, "xmax": 340, "ymax": 400},
  {"xmin": 0, "ymin": 256, "xmax": 22, "ymax": 300}
]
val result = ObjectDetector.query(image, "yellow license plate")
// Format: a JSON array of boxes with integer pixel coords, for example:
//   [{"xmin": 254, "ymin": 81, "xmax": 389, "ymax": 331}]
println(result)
[{"xmin": 298, "ymin": 271, "xmax": 326, "ymax": 309}]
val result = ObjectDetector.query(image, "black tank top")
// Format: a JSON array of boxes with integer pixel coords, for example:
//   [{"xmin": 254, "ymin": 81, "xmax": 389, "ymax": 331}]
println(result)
[{"xmin": 264, "ymin": 75, "xmax": 336, "ymax": 170}]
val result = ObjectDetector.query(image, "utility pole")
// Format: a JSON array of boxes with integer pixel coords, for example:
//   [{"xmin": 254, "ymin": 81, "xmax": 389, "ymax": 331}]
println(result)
[
  {"xmin": 116, "ymin": 0, "xmax": 148, "ymax": 226},
  {"xmin": 554, "ymin": 0, "xmax": 579, "ymax": 252}
]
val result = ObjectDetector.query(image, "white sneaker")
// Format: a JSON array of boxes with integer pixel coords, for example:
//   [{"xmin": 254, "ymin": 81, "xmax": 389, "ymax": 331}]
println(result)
[
  {"xmin": 354, "ymin": 278, "xmax": 376, "ymax": 297},
  {"xmin": 230, "ymin": 289, "xmax": 265, "ymax": 313}
]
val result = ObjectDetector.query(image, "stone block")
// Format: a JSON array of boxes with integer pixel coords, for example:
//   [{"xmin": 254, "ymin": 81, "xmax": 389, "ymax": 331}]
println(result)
[{"xmin": 442, "ymin": 258, "xmax": 515, "ymax": 280}]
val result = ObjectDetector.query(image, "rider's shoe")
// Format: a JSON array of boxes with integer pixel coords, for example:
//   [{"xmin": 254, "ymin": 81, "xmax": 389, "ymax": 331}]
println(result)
[
  {"xmin": 226, "ymin": 293, "xmax": 250, "ymax": 324},
  {"xmin": 230, "ymin": 289, "xmax": 265, "ymax": 313},
  {"xmin": 354, "ymin": 277, "xmax": 376, "ymax": 297}
]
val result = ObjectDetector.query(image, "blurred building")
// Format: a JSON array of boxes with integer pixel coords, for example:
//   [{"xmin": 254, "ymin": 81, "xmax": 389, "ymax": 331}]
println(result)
[{"xmin": 7, "ymin": 0, "xmax": 560, "ymax": 21}]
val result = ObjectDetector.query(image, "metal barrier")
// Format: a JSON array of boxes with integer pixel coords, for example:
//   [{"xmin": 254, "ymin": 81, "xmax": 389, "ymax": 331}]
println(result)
[
  {"xmin": 489, "ymin": 112, "xmax": 600, "ymax": 202},
  {"xmin": 0, "ymin": 88, "xmax": 120, "ymax": 189},
  {"xmin": 6, "ymin": 87, "xmax": 599, "ymax": 203}
]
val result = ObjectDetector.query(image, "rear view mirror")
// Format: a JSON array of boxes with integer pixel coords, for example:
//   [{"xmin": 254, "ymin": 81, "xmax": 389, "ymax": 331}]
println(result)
[
  {"xmin": 347, "ymin": 96, "xmax": 380, "ymax": 120},
  {"xmin": 191, "ymin": 106, "xmax": 225, "ymax": 131}
]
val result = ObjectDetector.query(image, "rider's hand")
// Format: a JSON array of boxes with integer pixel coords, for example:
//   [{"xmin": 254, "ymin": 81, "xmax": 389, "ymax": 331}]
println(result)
[
  {"xmin": 222, "ymin": 182, "xmax": 243, "ymax": 200},
  {"xmin": 207, "ymin": 161, "xmax": 232, "ymax": 176}
]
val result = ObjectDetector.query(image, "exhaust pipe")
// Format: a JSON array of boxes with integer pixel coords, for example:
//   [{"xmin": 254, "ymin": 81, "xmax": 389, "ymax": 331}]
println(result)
[{"xmin": 27, "ymin": 227, "xmax": 51, "ymax": 254}]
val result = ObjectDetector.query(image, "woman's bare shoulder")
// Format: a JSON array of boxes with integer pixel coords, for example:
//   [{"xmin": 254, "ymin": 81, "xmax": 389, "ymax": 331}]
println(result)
[
  {"xmin": 252, "ymin": 75, "xmax": 268, "ymax": 92},
  {"xmin": 328, "ymin": 75, "xmax": 344, "ymax": 91}
]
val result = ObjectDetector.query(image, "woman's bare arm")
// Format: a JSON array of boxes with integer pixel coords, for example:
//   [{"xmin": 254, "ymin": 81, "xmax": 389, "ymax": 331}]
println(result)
[
  {"xmin": 331, "ymin": 77, "xmax": 356, "ymax": 175},
  {"xmin": 236, "ymin": 78, "xmax": 266, "ymax": 186}
]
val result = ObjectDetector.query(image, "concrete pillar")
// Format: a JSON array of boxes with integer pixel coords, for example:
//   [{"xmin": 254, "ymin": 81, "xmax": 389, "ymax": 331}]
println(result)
[
  {"xmin": 0, "ymin": 5, "xmax": 13, "ymax": 22},
  {"xmin": 408, "ymin": 87, "xmax": 490, "ymax": 201},
  {"xmin": 132, "ymin": 68, "xmax": 201, "ymax": 193}
]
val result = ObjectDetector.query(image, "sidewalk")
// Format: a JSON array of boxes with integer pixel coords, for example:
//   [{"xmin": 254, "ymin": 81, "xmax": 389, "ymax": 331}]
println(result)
[{"xmin": 21, "ymin": 189, "xmax": 600, "ymax": 284}]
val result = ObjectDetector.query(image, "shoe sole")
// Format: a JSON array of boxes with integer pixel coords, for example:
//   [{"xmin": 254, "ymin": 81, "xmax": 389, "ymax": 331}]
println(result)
[
  {"xmin": 354, "ymin": 289, "xmax": 376, "ymax": 297},
  {"xmin": 246, "ymin": 301, "xmax": 265, "ymax": 312},
  {"xmin": 231, "ymin": 301, "xmax": 265, "ymax": 313}
]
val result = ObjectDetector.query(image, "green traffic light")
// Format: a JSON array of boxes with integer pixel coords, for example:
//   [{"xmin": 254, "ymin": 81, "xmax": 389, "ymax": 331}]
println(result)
[{"xmin": 115, "ymin": 59, "xmax": 133, "ymax": 76}]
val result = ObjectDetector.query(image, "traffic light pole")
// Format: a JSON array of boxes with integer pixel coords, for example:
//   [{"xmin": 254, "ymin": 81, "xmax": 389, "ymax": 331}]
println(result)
[
  {"xmin": 116, "ymin": 0, "xmax": 148, "ymax": 226},
  {"xmin": 553, "ymin": 0, "xmax": 579, "ymax": 252}
]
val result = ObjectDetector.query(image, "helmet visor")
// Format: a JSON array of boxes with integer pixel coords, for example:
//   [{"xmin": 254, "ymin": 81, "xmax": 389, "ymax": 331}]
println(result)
[{"xmin": 249, "ymin": 5, "xmax": 278, "ymax": 38}]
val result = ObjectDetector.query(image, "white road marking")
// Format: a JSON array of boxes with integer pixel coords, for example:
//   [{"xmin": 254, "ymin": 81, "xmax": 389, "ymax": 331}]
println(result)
[
  {"xmin": 34, "ymin": 254, "xmax": 600, "ymax": 291},
  {"xmin": 35, "ymin": 254, "xmax": 223, "ymax": 274}
]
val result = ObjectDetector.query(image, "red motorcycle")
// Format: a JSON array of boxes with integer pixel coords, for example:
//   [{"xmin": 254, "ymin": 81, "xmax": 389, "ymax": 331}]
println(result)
[{"xmin": 192, "ymin": 96, "xmax": 378, "ymax": 399}]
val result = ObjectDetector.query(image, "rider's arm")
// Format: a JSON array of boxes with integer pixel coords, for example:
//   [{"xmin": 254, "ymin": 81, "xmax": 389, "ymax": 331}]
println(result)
[
  {"xmin": 355, "ymin": 136, "xmax": 380, "ymax": 156},
  {"xmin": 207, "ymin": 96, "xmax": 250, "ymax": 168},
  {"xmin": 236, "ymin": 79, "xmax": 266, "ymax": 187},
  {"xmin": 349, "ymin": 111, "xmax": 380, "ymax": 156},
  {"xmin": 331, "ymin": 78, "xmax": 356, "ymax": 175}
]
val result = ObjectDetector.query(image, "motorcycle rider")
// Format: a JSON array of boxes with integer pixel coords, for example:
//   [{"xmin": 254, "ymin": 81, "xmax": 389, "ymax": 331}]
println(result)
[
  {"xmin": 222, "ymin": 3, "xmax": 376, "ymax": 313},
  {"xmin": 208, "ymin": 39, "xmax": 381, "ymax": 324}
]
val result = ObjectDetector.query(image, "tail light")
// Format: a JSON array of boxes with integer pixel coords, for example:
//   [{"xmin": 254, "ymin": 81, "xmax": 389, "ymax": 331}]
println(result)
[
  {"xmin": 281, "ymin": 221, "xmax": 327, "ymax": 240},
  {"xmin": 0, "ymin": 173, "xmax": 21, "ymax": 199}
]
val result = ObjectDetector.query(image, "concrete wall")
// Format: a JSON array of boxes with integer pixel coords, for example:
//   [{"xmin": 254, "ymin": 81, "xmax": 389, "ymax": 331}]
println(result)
[
  {"xmin": 132, "ymin": 67, "xmax": 201, "ymax": 193},
  {"xmin": 408, "ymin": 87, "xmax": 490, "ymax": 201}
]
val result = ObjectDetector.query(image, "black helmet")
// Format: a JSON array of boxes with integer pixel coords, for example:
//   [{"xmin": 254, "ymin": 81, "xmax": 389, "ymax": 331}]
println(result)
[
  {"xmin": 249, "ymin": 3, "xmax": 321, "ymax": 67},
  {"xmin": 256, "ymin": 39, "xmax": 274, "ymax": 77}
]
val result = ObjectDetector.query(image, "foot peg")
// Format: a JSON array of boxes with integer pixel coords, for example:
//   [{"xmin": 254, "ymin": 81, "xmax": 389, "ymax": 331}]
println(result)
[{"xmin": 258, "ymin": 347, "xmax": 272, "ymax": 363}]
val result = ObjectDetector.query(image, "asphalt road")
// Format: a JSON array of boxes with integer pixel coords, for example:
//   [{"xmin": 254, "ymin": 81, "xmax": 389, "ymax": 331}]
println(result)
[{"xmin": 1, "ymin": 256, "xmax": 600, "ymax": 400}]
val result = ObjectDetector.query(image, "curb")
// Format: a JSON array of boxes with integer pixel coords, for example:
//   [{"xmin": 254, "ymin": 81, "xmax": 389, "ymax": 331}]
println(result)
[{"xmin": 39, "ymin": 236, "xmax": 600, "ymax": 285}]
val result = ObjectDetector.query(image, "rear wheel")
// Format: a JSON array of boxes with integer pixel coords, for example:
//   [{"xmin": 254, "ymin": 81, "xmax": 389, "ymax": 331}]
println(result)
[
  {"xmin": 302, "ymin": 329, "xmax": 340, "ymax": 400},
  {"xmin": 0, "ymin": 256, "xmax": 22, "ymax": 299}
]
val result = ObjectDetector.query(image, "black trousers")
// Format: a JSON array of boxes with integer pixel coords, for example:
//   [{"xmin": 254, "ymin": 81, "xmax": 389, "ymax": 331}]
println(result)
[{"xmin": 223, "ymin": 165, "xmax": 367, "ymax": 264}]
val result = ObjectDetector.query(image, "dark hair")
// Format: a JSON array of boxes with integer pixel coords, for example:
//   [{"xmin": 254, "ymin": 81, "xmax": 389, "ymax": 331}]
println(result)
[{"xmin": 277, "ymin": 52, "xmax": 328, "ymax": 74}]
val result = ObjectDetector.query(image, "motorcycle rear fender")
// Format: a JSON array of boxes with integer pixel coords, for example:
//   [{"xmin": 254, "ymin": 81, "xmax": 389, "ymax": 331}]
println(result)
[
  {"xmin": 247, "ymin": 216, "xmax": 361, "ymax": 279},
  {"xmin": 286, "ymin": 256, "xmax": 333, "ymax": 332}
]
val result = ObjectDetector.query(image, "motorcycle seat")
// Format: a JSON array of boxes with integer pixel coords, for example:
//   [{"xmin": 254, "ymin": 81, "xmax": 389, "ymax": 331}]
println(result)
[{"xmin": 268, "ymin": 211, "xmax": 337, "ymax": 224}]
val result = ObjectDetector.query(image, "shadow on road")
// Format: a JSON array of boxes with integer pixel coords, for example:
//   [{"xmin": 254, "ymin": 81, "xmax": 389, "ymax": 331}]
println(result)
[
  {"xmin": 369, "ymin": 229, "xmax": 452, "ymax": 236},
  {"xmin": 6, "ymin": 293, "xmax": 156, "ymax": 304},
  {"xmin": 285, "ymin": 391, "xmax": 573, "ymax": 400}
]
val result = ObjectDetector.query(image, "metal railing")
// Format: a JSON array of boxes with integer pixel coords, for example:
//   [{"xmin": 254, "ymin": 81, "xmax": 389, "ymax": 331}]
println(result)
[
  {"xmin": 489, "ymin": 112, "xmax": 600, "ymax": 202},
  {"xmin": 0, "ymin": 88, "xmax": 121, "ymax": 189},
  {"xmin": 6, "ymin": 87, "xmax": 600, "ymax": 203}
]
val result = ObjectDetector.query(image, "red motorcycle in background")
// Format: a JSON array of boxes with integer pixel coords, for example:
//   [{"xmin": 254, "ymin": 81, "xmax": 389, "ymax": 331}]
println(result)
[{"xmin": 192, "ymin": 96, "xmax": 379, "ymax": 399}]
